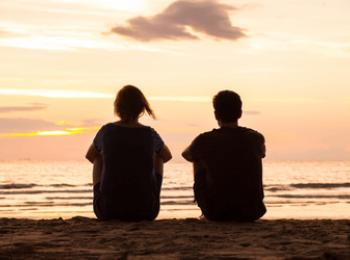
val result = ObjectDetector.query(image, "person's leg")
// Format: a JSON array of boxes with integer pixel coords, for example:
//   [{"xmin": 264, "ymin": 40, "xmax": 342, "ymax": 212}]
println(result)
[
  {"xmin": 92, "ymin": 153, "xmax": 110, "ymax": 221},
  {"xmin": 92, "ymin": 153, "xmax": 103, "ymax": 186},
  {"xmin": 193, "ymin": 160, "xmax": 213, "ymax": 219},
  {"xmin": 193, "ymin": 160, "xmax": 206, "ymax": 179},
  {"xmin": 146, "ymin": 153, "xmax": 164, "ymax": 220},
  {"xmin": 153, "ymin": 152, "xmax": 164, "ymax": 198}
]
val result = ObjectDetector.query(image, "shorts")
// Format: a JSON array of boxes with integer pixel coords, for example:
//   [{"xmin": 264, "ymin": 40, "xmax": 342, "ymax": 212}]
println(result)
[{"xmin": 93, "ymin": 173, "xmax": 163, "ymax": 221}]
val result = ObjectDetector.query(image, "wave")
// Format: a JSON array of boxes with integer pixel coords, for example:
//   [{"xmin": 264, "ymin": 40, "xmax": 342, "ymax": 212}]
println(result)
[
  {"xmin": 0, "ymin": 184, "xmax": 37, "ymax": 189},
  {"xmin": 162, "ymin": 195, "xmax": 193, "ymax": 199},
  {"xmin": 0, "ymin": 200, "xmax": 196, "ymax": 208},
  {"xmin": 0, "ymin": 202, "xmax": 92, "ymax": 208},
  {"xmin": 161, "ymin": 200, "xmax": 196, "ymax": 205},
  {"xmin": 0, "ymin": 188, "xmax": 194, "ymax": 195},
  {"xmin": 273, "ymin": 194, "xmax": 350, "ymax": 199},
  {"xmin": 3, "ymin": 182, "xmax": 350, "ymax": 192},
  {"xmin": 162, "ymin": 187, "xmax": 193, "ymax": 191},
  {"xmin": 289, "ymin": 183, "xmax": 350, "ymax": 189},
  {"xmin": 1, "ymin": 199, "xmax": 345, "ymax": 209},
  {"xmin": 0, "ymin": 183, "xmax": 92, "ymax": 189},
  {"xmin": 0, "ymin": 183, "xmax": 193, "ymax": 190},
  {"xmin": 0, "ymin": 189, "xmax": 92, "ymax": 195},
  {"xmin": 265, "ymin": 183, "xmax": 350, "ymax": 192},
  {"xmin": 43, "ymin": 195, "xmax": 195, "ymax": 200}
]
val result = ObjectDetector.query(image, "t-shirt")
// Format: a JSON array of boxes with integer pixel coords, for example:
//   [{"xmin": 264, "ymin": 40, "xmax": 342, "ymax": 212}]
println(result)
[
  {"xmin": 93, "ymin": 123, "xmax": 164, "ymax": 209},
  {"xmin": 190, "ymin": 126, "xmax": 266, "ymax": 218}
]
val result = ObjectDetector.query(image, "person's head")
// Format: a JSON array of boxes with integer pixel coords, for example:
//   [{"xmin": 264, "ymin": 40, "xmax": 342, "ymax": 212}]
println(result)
[
  {"xmin": 213, "ymin": 90, "xmax": 242, "ymax": 124},
  {"xmin": 114, "ymin": 85, "xmax": 156, "ymax": 122}
]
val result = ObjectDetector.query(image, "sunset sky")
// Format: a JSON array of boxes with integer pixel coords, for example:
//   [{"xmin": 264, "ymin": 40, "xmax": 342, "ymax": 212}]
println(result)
[{"xmin": 1, "ymin": 0, "xmax": 350, "ymax": 160}]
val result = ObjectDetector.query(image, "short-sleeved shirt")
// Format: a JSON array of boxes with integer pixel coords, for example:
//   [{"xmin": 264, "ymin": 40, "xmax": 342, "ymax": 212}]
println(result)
[
  {"xmin": 94, "ymin": 123, "xmax": 164, "ymax": 210},
  {"xmin": 190, "ymin": 126, "xmax": 266, "ymax": 219}
]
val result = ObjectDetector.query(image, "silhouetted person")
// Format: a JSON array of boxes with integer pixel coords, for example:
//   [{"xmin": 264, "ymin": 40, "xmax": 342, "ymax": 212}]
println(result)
[
  {"xmin": 86, "ymin": 85, "xmax": 172, "ymax": 221},
  {"xmin": 182, "ymin": 90, "xmax": 266, "ymax": 221}
]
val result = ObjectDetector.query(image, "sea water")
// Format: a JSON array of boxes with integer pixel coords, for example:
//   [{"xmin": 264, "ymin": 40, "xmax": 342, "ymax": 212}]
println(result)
[{"xmin": 1, "ymin": 159, "xmax": 350, "ymax": 219}]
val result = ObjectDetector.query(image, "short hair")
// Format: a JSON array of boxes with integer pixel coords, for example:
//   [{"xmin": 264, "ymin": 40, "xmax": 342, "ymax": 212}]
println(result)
[
  {"xmin": 114, "ymin": 85, "xmax": 156, "ymax": 122},
  {"xmin": 213, "ymin": 90, "xmax": 242, "ymax": 123}
]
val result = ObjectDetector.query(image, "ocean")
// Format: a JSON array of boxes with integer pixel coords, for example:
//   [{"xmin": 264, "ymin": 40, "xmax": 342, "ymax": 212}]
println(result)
[{"xmin": 1, "ymin": 159, "xmax": 350, "ymax": 219}]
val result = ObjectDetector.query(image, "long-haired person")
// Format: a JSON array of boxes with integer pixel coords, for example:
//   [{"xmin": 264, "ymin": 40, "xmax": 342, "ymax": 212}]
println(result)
[{"xmin": 86, "ymin": 85, "xmax": 172, "ymax": 221}]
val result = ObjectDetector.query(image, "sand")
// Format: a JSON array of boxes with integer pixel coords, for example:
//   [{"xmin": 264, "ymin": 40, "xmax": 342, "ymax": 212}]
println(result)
[{"xmin": 0, "ymin": 217, "xmax": 349, "ymax": 260}]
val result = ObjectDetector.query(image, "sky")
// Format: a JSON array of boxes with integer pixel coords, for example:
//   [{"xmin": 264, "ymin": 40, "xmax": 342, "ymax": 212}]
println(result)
[{"xmin": 0, "ymin": 0, "xmax": 350, "ymax": 160}]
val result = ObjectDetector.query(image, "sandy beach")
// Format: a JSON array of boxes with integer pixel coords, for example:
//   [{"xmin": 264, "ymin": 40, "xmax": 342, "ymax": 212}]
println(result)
[{"xmin": 1, "ymin": 217, "xmax": 349, "ymax": 260}]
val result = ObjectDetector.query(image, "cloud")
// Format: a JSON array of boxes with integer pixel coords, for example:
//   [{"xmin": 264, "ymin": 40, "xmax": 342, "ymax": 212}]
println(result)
[
  {"xmin": 149, "ymin": 96, "xmax": 211, "ymax": 102},
  {"xmin": 0, "ymin": 89, "xmax": 212, "ymax": 102},
  {"xmin": 0, "ymin": 31, "xmax": 10, "ymax": 38},
  {"xmin": 0, "ymin": 89, "xmax": 114, "ymax": 98},
  {"xmin": 0, "ymin": 104, "xmax": 49, "ymax": 113},
  {"xmin": 0, "ymin": 30, "xmax": 21, "ymax": 38},
  {"xmin": 243, "ymin": 111, "xmax": 260, "ymax": 115},
  {"xmin": 80, "ymin": 119, "xmax": 105, "ymax": 127},
  {"xmin": 0, "ymin": 118, "xmax": 66, "ymax": 133},
  {"xmin": 109, "ymin": 0, "xmax": 247, "ymax": 42}
]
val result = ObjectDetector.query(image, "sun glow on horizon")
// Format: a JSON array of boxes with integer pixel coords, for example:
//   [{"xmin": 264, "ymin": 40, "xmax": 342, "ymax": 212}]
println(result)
[
  {"xmin": 37, "ymin": 130, "xmax": 71, "ymax": 136},
  {"xmin": 0, "ymin": 126, "xmax": 207, "ymax": 138},
  {"xmin": 0, "ymin": 127, "xmax": 101, "ymax": 137}
]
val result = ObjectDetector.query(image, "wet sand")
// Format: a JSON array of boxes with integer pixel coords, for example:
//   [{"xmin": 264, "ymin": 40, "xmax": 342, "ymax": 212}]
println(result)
[{"xmin": 0, "ymin": 217, "xmax": 349, "ymax": 260}]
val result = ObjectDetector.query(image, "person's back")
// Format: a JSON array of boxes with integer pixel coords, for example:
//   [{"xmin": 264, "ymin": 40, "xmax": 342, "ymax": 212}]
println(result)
[
  {"xmin": 86, "ymin": 85, "xmax": 172, "ymax": 221},
  {"xmin": 95, "ymin": 123, "xmax": 160, "ymax": 210},
  {"xmin": 182, "ymin": 90, "xmax": 266, "ymax": 221}
]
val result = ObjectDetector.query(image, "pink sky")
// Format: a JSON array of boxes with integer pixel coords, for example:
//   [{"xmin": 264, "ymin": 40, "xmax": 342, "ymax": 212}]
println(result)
[{"xmin": 1, "ymin": 0, "xmax": 350, "ymax": 160}]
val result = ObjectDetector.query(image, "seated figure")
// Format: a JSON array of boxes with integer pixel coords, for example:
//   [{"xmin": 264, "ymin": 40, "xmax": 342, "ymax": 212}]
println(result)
[
  {"xmin": 86, "ymin": 85, "xmax": 172, "ymax": 221},
  {"xmin": 182, "ymin": 90, "xmax": 266, "ymax": 221}
]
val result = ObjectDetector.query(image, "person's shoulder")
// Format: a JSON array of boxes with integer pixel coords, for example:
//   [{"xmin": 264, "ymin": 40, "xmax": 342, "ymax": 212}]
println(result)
[
  {"xmin": 239, "ymin": 127, "xmax": 265, "ymax": 140},
  {"xmin": 98, "ymin": 122, "xmax": 115, "ymax": 131},
  {"xmin": 147, "ymin": 127, "xmax": 162, "ymax": 138},
  {"xmin": 199, "ymin": 128, "xmax": 219, "ymax": 137},
  {"xmin": 94, "ymin": 123, "xmax": 112, "ymax": 141},
  {"xmin": 240, "ymin": 126, "xmax": 262, "ymax": 134},
  {"xmin": 191, "ymin": 129, "xmax": 218, "ymax": 145},
  {"xmin": 147, "ymin": 126, "xmax": 158, "ymax": 134},
  {"xmin": 100, "ymin": 122, "xmax": 115, "ymax": 128},
  {"xmin": 97, "ymin": 123, "xmax": 122, "ymax": 134}
]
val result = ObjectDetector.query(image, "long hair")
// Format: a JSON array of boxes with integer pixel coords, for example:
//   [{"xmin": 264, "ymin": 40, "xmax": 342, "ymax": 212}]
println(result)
[{"xmin": 114, "ymin": 85, "xmax": 156, "ymax": 122}]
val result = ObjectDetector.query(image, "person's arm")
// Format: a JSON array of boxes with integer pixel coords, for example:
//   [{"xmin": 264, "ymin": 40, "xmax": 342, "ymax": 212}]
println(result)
[
  {"xmin": 157, "ymin": 144, "xmax": 172, "ymax": 163},
  {"xmin": 85, "ymin": 143, "xmax": 100, "ymax": 164},
  {"xmin": 182, "ymin": 146, "xmax": 194, "ymax": 162},
  {"xmin": 260, "ymin": 134, "xmax": 266, "ymax": 158},
  {"xmin": 262, "ymin": 144, "xmax": 266, "ymax": 158}
]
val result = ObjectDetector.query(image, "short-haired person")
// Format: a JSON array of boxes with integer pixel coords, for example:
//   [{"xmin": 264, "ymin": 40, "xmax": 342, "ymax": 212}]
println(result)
[
  {"xmin": 86, "ymin": 85, "xmax": 172, "ymax": 221},
  {"xmin": 182, "ymin": 90, "xmax": 266, "ymax": 221}
]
